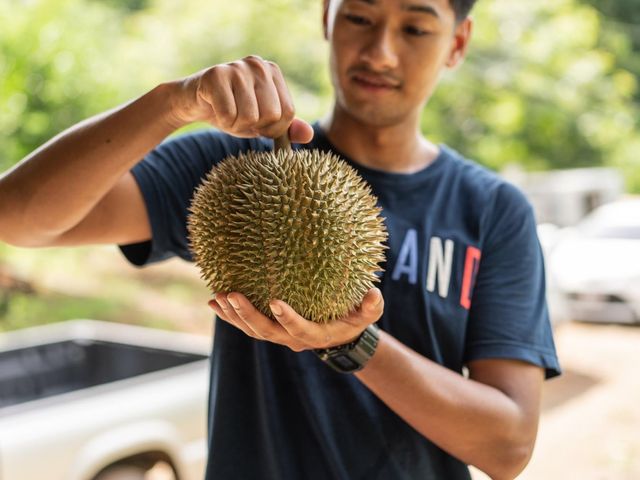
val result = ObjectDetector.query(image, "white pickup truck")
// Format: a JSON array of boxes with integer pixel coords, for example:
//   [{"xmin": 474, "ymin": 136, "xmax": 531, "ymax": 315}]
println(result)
[{"xmin": 0, "ymin": 320, "xmax": 211, "ymax": 480}]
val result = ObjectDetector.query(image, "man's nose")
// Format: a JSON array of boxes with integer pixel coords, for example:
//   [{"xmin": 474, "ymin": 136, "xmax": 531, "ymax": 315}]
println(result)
[{"xmin": 360, "ymin": 24, "xmax": 399, "ymax": 71}]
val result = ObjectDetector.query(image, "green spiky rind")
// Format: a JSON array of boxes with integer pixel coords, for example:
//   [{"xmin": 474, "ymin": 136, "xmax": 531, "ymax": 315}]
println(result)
[{"xmin": 187, "ymin": 148, "xmax": 388, "ymax": 324}]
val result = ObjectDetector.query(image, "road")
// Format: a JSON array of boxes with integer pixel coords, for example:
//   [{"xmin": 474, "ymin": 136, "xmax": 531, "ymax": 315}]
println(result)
[{"xmin": 472, "ymin": 321, "xmax": 640, "ymax": 480}]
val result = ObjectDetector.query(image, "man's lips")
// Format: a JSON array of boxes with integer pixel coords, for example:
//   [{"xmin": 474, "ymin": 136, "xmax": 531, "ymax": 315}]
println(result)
[{"xmin": 351, "ymin": 72, "xmax": 401, "ymax": 89}]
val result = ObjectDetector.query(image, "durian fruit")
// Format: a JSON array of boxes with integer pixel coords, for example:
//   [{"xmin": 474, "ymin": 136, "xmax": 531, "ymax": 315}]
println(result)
[{"xmin": 187, "ymin": 145, "xmax": 387, "ymax": 324}]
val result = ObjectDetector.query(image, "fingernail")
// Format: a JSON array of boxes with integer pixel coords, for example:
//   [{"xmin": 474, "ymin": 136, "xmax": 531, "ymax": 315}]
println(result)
[
  {"xmin": 270, "ymin": 302, "xmax": 282, "ymax": 316},
  {"xmin": 367, "ymin": 289, "xmax": 382, "ymax": 310},
  {"xmin": 228, "ymin": 295, "xmax": 239, "ymax": 309}
]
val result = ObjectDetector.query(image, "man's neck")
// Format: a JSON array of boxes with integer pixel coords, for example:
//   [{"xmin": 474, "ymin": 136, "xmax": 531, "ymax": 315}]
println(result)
[{"xmin": 318, "ymin": 107, "xmax": 440, "ymax": 174}]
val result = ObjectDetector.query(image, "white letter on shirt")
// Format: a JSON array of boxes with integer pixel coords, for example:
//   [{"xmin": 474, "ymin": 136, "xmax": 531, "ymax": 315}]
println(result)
[{"xmin": 426, "ymin": 237, "xmax": 454, "ymax": 298}]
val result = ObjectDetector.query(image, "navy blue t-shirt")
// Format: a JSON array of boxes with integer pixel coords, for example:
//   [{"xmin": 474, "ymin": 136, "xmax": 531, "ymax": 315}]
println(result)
[{"xmin": 120, "ymin": 123, "xmax": 561, "ymax": 480}]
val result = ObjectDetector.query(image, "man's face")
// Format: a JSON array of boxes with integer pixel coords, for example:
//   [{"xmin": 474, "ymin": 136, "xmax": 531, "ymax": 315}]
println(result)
[{"xmin": 323, "ymin": 0, "xmax": 470, "ymax": 127}]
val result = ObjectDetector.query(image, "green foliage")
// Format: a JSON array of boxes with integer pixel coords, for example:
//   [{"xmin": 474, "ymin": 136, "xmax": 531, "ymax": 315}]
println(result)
[
  {"xmin": 0, "ymin": 291, "xmax": 121, "ymax": 332},
  {"xmin": 0, "ymin": 289, "xmax": 177, "ymax": 332},
  {"xmin": 584, "ymin": 0, "xmax": 640, "ymax": 53},
  {"xmin": 0, "ymin": 243, "xmax": 195, "ymax": 332},
  {"xmin": 1, "ymin": 0, "xmax": 121, "ymax": 170},
  {"xmin": 96, "ymin": 0, "xmax": 150, "ymax": 12},
  {"xmin": 423, "ymin": 0, "xmax": 640, "ymax": 190},
  {"xmin": 1, "ymin": 0, "xmax": 639, "ymax": 190}
]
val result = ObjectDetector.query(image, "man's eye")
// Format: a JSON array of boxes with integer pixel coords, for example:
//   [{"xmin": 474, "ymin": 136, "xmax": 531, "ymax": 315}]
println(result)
[
  {"xmin": 345, "ymin": 14, "xmax": 371, "ymax": 26},
  {"xmin": 405, "ymin": 26, "xmax": 429, "ymax": 36}
]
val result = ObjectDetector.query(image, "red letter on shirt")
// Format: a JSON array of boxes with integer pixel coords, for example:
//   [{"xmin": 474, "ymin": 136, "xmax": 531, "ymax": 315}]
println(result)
[{"xmin": 460, "ymin": 246, "xmax": 482, "ymax": 310}]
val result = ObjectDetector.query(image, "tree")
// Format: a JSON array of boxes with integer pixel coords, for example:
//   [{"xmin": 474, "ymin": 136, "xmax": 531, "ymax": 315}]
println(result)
[
  {"xmin": 2, "ymin": 0, "xmax": 639, "ymax": 191},
  {"xmin": 422, "ymin": 0, "xmax": 640, "ymax": 190}
]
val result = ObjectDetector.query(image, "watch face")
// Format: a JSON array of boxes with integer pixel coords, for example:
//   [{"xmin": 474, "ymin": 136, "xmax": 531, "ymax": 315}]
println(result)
[{"xmin": 332, "ymin": 354, "xmax": 359, "ymax": 372}]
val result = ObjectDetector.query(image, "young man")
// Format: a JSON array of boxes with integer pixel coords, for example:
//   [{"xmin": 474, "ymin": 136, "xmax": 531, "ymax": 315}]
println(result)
[{"xmin": 0, "ymin": 0, "xmax": 560, "ymax": 478}]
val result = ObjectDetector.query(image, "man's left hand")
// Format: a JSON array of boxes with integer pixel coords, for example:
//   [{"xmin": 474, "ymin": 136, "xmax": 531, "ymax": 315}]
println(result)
[{"xmin": 208, "ymin": 288, "xmax": 384, "ymax": 352}]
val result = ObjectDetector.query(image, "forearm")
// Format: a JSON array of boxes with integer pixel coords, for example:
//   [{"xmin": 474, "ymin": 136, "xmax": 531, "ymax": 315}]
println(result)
[
  {"xmin": 0, "ymin": 81, "xmax": 183, "ymax": 245},
  {"xmin": 355, "ymin": 331, "xmax": 536, "ymax": 480}
]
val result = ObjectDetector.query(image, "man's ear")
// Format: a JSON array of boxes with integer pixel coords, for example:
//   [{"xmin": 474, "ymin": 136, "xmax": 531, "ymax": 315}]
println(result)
[
  {"xmin": 446, "ymin": 17, "xmax": 473, "ymax": 68},
  {"xmin": 322, "ymin": 0, "xmax": 330, "ymax": 40}
]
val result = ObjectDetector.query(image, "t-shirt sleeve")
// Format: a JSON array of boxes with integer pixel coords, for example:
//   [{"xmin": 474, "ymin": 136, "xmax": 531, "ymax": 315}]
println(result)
[
  {"xmin": 464, "ymin": 182, "xmax": 561, "ymax": 379},
  {"xmin": 118, "ymin": 130, "xmax": 268, "ymax": 266}
]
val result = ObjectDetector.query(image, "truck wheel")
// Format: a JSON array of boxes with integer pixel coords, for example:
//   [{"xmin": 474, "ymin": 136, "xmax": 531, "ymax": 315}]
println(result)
[{"xmin": 93, "ymin": 464, "xmax": 147, "ymax": 480}]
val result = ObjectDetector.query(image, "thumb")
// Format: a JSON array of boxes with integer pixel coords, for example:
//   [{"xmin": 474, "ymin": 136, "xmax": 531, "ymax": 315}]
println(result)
[
  {"xmin": 288, "ymin": 118, "xmax": 314, "ymax": 144},
  {"xmin": 362, "ymin": 288, "xmax": 384, "ymax": 316}
]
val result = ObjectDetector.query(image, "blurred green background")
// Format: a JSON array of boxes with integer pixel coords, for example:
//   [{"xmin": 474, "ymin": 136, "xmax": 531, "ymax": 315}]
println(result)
[
  {"xmin": 2, "ymin": 0, "xmax": 639, "ymax": 187},
  {"xmin": 1, "ymin": 0, "xmax": 639, "ymax": 331}
]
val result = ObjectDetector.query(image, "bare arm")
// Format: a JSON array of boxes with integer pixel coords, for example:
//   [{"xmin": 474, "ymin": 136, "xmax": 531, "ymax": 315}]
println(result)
[
  {"xmin": 206, "ymin": 290, "xmax": 544, "ymax": 480},
  {"xmin": 0, "ymin": 57, "xmax": 313, "ymax": 248},
  {"xmin": 355, "ymin": 332, "xmax": 544, "ymax": 480},
  {"xmin": 0, "ymin": 83, "xmax": 179, "ymax": 247}
]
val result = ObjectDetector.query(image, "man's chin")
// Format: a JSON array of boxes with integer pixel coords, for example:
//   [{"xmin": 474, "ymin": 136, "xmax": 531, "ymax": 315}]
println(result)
[
  {"xmin": 348, "ymin": 108, "xmax": 407, "ymax": 128},
  {"xmin": 334, "ymin": 92, "xmax": 411, "ymax": 127}
]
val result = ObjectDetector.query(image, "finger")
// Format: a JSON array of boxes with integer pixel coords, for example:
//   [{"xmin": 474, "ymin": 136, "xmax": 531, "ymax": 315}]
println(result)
[
  {"xmin": 208, "ymin": 299, "xmax": 227, "ymax": 320},
  {"xmin": 363, "ymin": 287, "xmax": 384, "ymax": 311},
  {"xmin": 227, "ymin": 294, "xmax": 309, "ymax": 352},
  {"xmin": 227, "ymin": 293, "xmax": 289, "ymax": 342},
  {"xmin": 251, "ymin": 68, "xmax": 284, "ymax": 132},
  {"xmin": 335, "ymin": 288, "xmax": 384, "ymax": 331},
  {"xmin": 214, "ymin": 294, "xmax": 262, "ymax": 339},
  {"xmin": 226, "ymin": 64, "xmax": 260, "ymax": 135},
  {"xmin": 270, "ymin": 300, "xmax": 328, "ymax": 346},
  {"xmin": 272, "ymin": 300, "xmax": 366, "ymax": 348},
  {"xmin": 200, "ymin": 65, "xmax": 237, "ymax": 129},
  {"xmin": 209, "ymin": 300, "xmax": 260, "ymax": 340},
  {"xmin": 288, "ymin": 118, "xmax": 314, "ymax": 144},
  {"xmin": 269, "ymin": 61, "xmax": 295, "ymax": 125},
  {"xmin": 255, "ymin": 61, "xmax": 308, "ymax": 140},
  {"xmin": 354, "ymin": 288, "xmax": 385, "ymax": 322}
]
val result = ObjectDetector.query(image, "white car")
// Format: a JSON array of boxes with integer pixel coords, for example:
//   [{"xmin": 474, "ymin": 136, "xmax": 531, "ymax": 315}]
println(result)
[
  {"xmin": 0, "ymin": 320, "xmax": 210, "ymax": 480},
  {"xmin": 546, "ymin": 199, "xmax": 640, "ymax": 325}
]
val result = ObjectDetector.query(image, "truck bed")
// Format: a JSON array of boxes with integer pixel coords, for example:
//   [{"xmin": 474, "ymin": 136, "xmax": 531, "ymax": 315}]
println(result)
[
  {"xmin": 0, "ymin": 338, "xmax": 207, "ymax": 408},
  {"xmin": 0, "ymin": 320, "xmax": 210, "ymax": 412},
  {"xmin": 0, "ymin": 320, "xmax": 211, "ymax": 480}
]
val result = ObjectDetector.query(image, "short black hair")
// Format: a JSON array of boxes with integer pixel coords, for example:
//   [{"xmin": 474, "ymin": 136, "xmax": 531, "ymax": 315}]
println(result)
[{"xmin": 449, "ymin": 0, "xmax": 477, "ymax": 21}]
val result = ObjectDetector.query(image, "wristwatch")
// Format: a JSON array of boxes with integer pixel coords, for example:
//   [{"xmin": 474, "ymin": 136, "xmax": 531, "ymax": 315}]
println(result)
[{"xmin": 313, "ymin": 323, "xmax": 380, "ymax": 373}]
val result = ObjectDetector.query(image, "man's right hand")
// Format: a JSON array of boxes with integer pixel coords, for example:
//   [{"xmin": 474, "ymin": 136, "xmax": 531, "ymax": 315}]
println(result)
[
  {"xmin": 170, "ymin": 55, "xmax": 314, "ymax": 144},
  {"xmin": 0, "ymin": 56, "xmax": 313, "ymax": 248}
]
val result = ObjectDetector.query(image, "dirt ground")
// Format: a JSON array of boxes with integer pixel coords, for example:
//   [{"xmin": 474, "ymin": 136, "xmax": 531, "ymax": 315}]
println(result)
[{"xmin": 471, "ymin": 321, "xmax": 640, "ymax": 480}]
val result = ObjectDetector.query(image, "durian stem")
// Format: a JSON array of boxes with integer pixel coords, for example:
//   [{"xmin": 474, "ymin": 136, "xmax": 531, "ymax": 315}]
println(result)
[{"xmin": 274, "ymin": 134, "xmax": 291, "ymax": 152}]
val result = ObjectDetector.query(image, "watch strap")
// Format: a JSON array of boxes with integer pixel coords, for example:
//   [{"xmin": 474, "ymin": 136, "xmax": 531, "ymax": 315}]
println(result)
[{"xmin": 313, "ymin": 323, "xmax": 380, "ymax": 373}]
